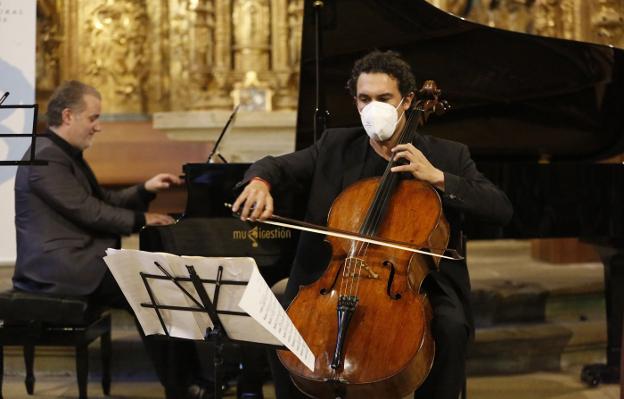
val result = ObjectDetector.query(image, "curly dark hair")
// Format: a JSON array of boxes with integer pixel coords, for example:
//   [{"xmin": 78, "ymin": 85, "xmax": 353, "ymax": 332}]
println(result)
[
  {"xmin": 346, "ymin": 50, "xmax": 416, "ymax": 97},
  {"xmin": 46, "ymin": 80, "xmax": 101, "ymax": 127}
]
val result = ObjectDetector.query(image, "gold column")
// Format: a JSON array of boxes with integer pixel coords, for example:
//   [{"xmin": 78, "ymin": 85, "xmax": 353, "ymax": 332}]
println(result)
[
  {"xmin": 281, "ymin": 0, "xmax": 304, "ymax": 109},
  {"xmin": 288, "ymin": 0, "xmax": 304, "ymax": 71},
  {"xmin": 145, "ymin": 0, "xmax": 170, "ymax": 113},
  {"xmin": 232, "ymin": 0, "xmax": 270, "ymax": 72},
  {"xmin": 272, "ymin": 0, "xmax": 295, "ymax": 109},
  {"xmin": 210, "ymin": 0, "xmax": 234, "ymax": 108},
  {"xmin": 169, "ymin": 0, "xmax": 193, "ymax": 108},
  {"xmin": 191, "ymin": 0, "xmax": 215, "ymax": 91},
  {"xmin": 36, "ymin": 0, "xmax": 62, "ymax": 105},
  {"xmin": 59, "ymin": 0, "xmax": 79, "ymax": 82}
]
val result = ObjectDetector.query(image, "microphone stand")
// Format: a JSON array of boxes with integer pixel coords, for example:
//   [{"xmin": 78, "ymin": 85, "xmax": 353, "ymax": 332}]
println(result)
[
  {"xmin": 206, "ymin": 105, "xmax": 240, "ymax": 164},
  {"xmin": 312, "ymin": 0, "xmax": 329, "ymax": 144}
]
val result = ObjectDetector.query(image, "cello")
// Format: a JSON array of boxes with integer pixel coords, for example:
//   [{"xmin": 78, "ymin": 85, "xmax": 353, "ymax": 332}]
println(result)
[{"xmin": 276, "ymin": 81, "xmax": 455, "ymax": 398}]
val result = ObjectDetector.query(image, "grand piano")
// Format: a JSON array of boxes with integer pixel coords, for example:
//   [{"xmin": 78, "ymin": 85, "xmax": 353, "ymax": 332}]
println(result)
[
  {"xmin": 140, "ymin": 162, "xmax": 299, "ymax": 288},
  {"xmin": 141, "ymin": 0, "xmax": 624, "ymax": 388}
]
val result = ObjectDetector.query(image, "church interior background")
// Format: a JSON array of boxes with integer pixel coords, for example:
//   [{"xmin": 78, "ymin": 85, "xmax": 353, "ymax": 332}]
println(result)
[
  {"xmin": 0, "ymin": 1, "xmax": 619, "ymax": 396},
  {"xmin": 34, "ymin": 0, "xmax": 624, "ymax": 260}
]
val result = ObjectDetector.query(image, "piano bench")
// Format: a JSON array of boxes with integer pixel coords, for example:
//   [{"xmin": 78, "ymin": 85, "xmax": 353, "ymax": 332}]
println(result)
[{"xmin": 0, "ymin": 289, "xmax": 112, "ymax": 399}]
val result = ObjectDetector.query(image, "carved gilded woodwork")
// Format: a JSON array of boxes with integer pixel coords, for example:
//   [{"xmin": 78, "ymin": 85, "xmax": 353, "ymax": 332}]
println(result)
[
  {"xmin": 83, "ymin": 0, "xmax": 149, "ymax": 114},
  {"xmin": 35, "ymin": 0, "xmax": 623, "ymax": 115},
  {"xmin": 590, "ymin": 0, "xmax": 624, "ymax": 44},
  {"xmin": 168, "ymin": 0, "xmax": 213, "ymax": 109},
  {"xmin": 432, "ymin": 0, "xmax": 624, "ymax": 49},
  {"xmin": 232, "ymin": 0, "xmax": 270, "ymax": 71},
  {"xmin": 36, "ymin": 0, "xmax": 62, "ymax": 104}
]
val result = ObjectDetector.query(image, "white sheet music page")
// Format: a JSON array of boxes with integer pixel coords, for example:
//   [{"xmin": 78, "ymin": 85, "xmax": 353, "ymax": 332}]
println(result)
[
  {"xmin": 104, "ymin": 249, "xmax": 315, "ymax": 371},
  {"xmin": 104, "ymin": 249, "xmax": 208, "ymax": 339},
  {"xmin": 238, "ymin": 265, "xmax": 316, "ymax": 372},
  {"xmin": 171, "ymin": 255, "xmax": 284, "ymax": 346}
]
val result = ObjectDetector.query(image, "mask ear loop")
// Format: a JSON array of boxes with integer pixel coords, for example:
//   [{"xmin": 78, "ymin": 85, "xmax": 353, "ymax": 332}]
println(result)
[
  {"xmin": 391, "ymin": 97, "xmax": 407, "ymax": 132},
  {"xmin": 395, "ymin": 96, "xmax": 407, "ymax": 121}
]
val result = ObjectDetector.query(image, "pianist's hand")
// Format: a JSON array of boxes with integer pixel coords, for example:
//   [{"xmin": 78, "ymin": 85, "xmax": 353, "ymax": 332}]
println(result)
[
  {"xmin": 144, "ymin": 173, "xmax": 183, "ymax": 193},
  {"xmin": 232, "ymin": 178, "xmax": 273, "ymax": 221},
  {"xmin": 145, "ymin": 212, "xmax": 176, "ymax": 226}
]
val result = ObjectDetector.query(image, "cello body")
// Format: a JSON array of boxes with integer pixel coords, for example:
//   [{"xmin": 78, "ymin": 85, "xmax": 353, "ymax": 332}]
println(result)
[{"xmin": 277, "ymin": 177, "xmax": 449, "ymax": 398}]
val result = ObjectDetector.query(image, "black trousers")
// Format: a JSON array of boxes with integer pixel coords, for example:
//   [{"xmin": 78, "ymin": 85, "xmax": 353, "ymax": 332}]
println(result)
[
  {"xmin": 268, "ymin": 273, "xmax": 469, "ymax": 399},
  {"xmin": 413, "ymin": 274, "xmax": 469, "ymax": 399},
  {"xmin": 90, "ymin": 271, "xmax": 203, "ymax": 399}
]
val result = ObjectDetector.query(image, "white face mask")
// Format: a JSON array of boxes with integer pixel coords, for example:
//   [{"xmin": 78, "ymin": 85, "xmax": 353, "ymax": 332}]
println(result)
[{"xmin": 360, "ymin": 98, "xmax": 405, "ymax": 142}]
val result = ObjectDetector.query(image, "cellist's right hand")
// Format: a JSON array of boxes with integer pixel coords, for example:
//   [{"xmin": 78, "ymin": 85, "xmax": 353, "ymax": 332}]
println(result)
[{"xmin": 232, "ymin": 177, "xmax": 274, "ymax": 221}]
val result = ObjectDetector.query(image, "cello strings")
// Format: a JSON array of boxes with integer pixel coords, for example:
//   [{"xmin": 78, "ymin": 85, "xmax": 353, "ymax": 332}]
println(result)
[
  {"xmin": 340, "ymin": 225, "xmax": 365, "ymax": 297},
  {"xmin": 349, "ymin": 109, "xmax": 417, "ymax": 296},
  {"xmin": 344, "ymin": 106, "xmax": 421, "ymax": 298},
  {"xmin": 350, "ymin": 107, "xmax": 421, "ymax": 297},
  {"xmin": 340, "ymin": 245, "xmax": 357, "ymax": 297},
  {"xmin": 345, "ymin": 238, "xmax": 363, "ymax": 297}
]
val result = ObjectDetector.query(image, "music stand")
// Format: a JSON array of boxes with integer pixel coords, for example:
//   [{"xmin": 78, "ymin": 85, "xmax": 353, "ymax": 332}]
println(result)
[
  {"xmin": 138, "ymin": 260, "xmax": 286, "ymax": 399},
  {"xmin": 0, "ymin": 93, "xmax": 47, "ymax": 166}
]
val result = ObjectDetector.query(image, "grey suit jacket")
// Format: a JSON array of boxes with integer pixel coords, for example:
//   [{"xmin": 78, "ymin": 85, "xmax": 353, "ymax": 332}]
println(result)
[{"xmin": 13, "ymin": 131, "xmax": 151, "ymax": 295}]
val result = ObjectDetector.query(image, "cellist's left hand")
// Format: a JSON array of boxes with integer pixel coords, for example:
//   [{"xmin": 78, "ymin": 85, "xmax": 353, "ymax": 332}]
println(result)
[{"xmin": 390, "ymin": 143, "xmax": 445, "ymax": 190}]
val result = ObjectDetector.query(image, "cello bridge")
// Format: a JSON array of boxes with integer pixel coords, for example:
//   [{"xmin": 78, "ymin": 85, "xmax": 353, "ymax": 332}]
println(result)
[{"xmin": 344, "ymin": 257, "xmax": 379, "ymax": 279}]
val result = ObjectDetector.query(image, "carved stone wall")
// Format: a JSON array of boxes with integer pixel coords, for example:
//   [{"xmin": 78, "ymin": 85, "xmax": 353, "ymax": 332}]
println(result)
[
  {"xmin": 36, "ymin": 0, "xmax": 621, "ymax": 115},
  {"xmin": 35, "ymin": 0, "xmax": 303, "ymax": 114}
]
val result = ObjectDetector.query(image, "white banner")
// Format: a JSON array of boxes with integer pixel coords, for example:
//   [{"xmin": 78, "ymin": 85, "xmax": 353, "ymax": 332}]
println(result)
[{"xmin": 0, "ymin": 0, "xmax": 36, "ymax": 265}]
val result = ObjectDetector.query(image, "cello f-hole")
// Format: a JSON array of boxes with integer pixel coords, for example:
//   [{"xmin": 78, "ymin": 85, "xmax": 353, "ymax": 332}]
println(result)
[
  {"xmin": 383, "ymin": 260, "xmax": 401, "ymax": 300},
  {"xmin": 320, "ymin": 262, "xmax": 344, "ymax": 295}
]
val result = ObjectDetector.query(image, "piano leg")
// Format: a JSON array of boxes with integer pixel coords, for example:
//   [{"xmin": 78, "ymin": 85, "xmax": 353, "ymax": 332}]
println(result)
[{"xmin": 581, "ymin": 246, "xmax": 624, "ymax": 386}]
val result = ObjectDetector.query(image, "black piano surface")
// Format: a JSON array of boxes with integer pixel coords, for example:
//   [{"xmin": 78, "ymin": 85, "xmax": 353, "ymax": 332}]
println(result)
[
  {"xmin": 297, "ymin": 0, "xmax": 624, "ymax": 160},
  {"xmin": 295, "ymin": 0, "xmax": 624, "ymax": 384},
  {"xmin": 140, "ymin": 163, "xmax": 297, "ymax": 287}
]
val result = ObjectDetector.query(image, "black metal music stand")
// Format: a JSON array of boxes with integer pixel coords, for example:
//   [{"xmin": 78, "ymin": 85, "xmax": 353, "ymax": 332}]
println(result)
[
  {"xmin": 139, "ymin": 261, "xmax": 285, "ymax": 399},
  {"xmin": 0, "ymin": 95, "xmax": 47, "ymax": 166}
]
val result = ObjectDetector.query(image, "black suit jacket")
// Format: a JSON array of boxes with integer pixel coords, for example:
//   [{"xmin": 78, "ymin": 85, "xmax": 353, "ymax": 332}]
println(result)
[
  {"xmin": 244, "ymin": 127, "xmax": 512, "ymax": 327},
  {"xmin": 13, "ymin": 130, "xmax": 151, "ymax": 295}
]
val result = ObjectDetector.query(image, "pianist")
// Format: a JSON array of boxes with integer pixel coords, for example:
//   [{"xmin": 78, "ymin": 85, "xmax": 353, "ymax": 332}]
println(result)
[
  {"xmin": 233, "ymin": 50, "xmax": 513, "ymax": 399},
  {"xmin": 12, "ymin": 80, "xmax": 206, "ymax": 399}
]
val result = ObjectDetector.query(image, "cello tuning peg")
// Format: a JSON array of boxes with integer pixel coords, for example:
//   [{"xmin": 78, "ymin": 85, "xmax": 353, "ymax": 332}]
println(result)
[{"xmin": 435, "ymin": 100, "xmax": 450, "ymax": 116}]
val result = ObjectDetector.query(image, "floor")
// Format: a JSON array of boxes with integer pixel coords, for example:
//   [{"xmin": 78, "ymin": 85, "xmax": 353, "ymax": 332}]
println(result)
[
  {"xmin": 0, "ymin": 370, "xmax": 619, "ymax": 399},
  {"xmin": 0, "ymin": 240, "xmax": 617, "ymax": 398}
]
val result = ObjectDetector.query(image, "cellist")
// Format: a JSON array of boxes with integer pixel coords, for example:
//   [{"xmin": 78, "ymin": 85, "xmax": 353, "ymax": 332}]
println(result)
[{"xmin": 232, "ymin": 50, "xmax": 513, "ymax": 399}]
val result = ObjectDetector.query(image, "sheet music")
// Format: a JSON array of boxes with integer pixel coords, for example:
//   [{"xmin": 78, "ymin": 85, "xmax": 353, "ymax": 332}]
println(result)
[
  {"xmin": 103, "ymin": 249, "xmax": 315, "ymax": 370},
  {"xmin": 104, "ymin": 249, "xmax": 207, "ymax": 339},
  {"xmin": 238, "ymin": 265, "xmax": 316, "ymax": 371}
]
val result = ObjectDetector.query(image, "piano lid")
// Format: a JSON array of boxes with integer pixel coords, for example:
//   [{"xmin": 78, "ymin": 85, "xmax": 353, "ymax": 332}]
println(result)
[{"xmin": 296, "ymin": 0, "xmax": 624, "ymax": 162}]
